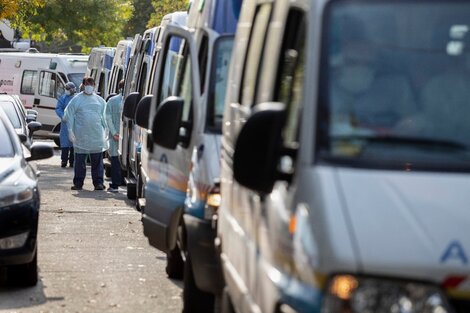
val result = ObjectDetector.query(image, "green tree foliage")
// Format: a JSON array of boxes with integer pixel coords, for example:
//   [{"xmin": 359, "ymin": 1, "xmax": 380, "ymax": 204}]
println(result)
[
  {"xmin": 123, "ymin": 0, "xmax": 153, "ymax": 38},
  {"xmin": 25, "ymin": 0, "xmax": 133, "ymax": 52},
  {"xmin": 147, "ymin": 0, "xmax": 189, "ymax": 28},
  {"xmin": 0, "ymin": 0, "xmax": 44, "ymax": 27}
]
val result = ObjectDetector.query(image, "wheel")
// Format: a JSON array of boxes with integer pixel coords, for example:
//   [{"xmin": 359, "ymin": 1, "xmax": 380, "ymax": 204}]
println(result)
[
  {"xmin": 7, "ymin": 250, "xmax": 38, "ymax": 287},
  {"xmin": 166, "ymin": 245, "xmax": 184, "ymax": 279},
  {"xmin": 136, "ymin": 171, "xmax": 143, "ymax": 199},
  {"xmin": 183, "ymin": 254, "xmax": 215, "ymax": 313},
  {"xmin": 105, "ymin": 164, "xmax": 111, "ymax": 178},
  {"xmin": 53, "ymin": 137, "xmax": 60, "ymax": 147},
  {"xmin": 221, "ymin": 287, "xmax": 235, "ymax": 313},
  {"xmin": 126, "ymin": 182, "xmax": 137, "ymax": 200}
]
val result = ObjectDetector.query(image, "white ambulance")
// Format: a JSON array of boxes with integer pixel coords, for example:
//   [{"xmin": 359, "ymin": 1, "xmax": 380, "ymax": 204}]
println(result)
[{"xmin": 0, "ymin": 51, "xmax": 88, "ymax": 143}]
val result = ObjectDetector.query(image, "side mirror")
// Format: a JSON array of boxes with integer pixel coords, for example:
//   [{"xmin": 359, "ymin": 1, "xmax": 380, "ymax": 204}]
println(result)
[
  {"xmin": 28, "ymin": 121, "xmax": 42, "ymax": 134},
  {"xmin": 26, "ymin": 114, "xmax": 36, "ymax": 123},
  {"xmin": 151, "ymin": 96, "xmax": 184, "ymax": 149},
  {"xmin": 135, "ymin": 95, "xmax": 153, "ymax": 129},
  {"xmin": 122, "ymin": 92, "xmax": 141, "ymax": 119},
  {"xmin": 26, "ymin": 109, "xmax": 38, "ymax": 116},
  {"xmin": 26, "ymin": 143, "xmax": 54, "ymax": 161},
  {"xmin": 233, "ymin": 102, "xmax": 287, "ymax": 194},
  {"xmin": 18, "ymin": 134, "xmax": 28, "ymax": 144}
]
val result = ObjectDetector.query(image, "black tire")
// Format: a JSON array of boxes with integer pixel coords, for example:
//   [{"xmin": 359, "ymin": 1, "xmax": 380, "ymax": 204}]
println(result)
[
  {"xmin": 127, "ymin": 183, "xmax": 137, "ymax": 200},
  {"xmin": 166, "ymin": 245, "xmax": 184, "ymax": 279},
  {"xmin": 221, "ymin": 287, "xmax": 235, "ymax": 313},
  {"xmin": 183, "ymin": 254, "xmax": 215, "ymax": 313},
  {"xmin": 7, "ymin": 250, "xmax": 38, "ymax": 287},
  {"xmin": 105, "ymin": 164, "xmax": 111, "ymax": 178},
  {"xmin": 53, "ymin": 137, "xmax": 60, "ymax": 147}
]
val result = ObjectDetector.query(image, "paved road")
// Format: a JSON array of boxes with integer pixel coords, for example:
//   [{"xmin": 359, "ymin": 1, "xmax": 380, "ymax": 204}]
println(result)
[{"xmin": 0, "ymin": 145, "xmax": 183, "ymax": 313}]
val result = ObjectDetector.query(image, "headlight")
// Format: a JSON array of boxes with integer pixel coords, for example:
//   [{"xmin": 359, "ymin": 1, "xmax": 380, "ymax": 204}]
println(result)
[
  {"xmin": 0, "ymin": 231, "xmax": 29, "ymax": 249},
  {"xmin": 323, "ymin": 275, "xmax": 452, "ymax": 313},
  {"xmin": 0, "ymin": 186, "xmax": 34, "ymax": 207}
]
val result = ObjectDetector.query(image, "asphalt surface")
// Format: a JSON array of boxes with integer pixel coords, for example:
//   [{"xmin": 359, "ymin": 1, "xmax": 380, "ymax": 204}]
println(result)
[{"xmin": 0, "ymin": 143, "xmax": 183, "ymax": 313}]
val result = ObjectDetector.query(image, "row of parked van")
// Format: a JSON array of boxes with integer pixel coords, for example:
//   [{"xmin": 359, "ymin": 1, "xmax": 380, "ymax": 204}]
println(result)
[{"xmin": 92, "ymin": 0, "xmax": 470, "ymax": 312}]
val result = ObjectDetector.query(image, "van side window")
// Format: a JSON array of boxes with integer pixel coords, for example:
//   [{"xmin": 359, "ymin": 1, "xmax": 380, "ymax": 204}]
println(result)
[
  {"xmin": 116, "ymin": 69, "xmax": 123, "ymax": 93},
  {"xmin": 137, "ymin": 63, "xmax": 148, "ymax": 95},
  {"xmin": 275, "ymin": 9, "xmax": 306, "ymax": 147},
  {"xmin": 240, "ymin": 4, "xmax": 272, "ymax": 106},
  {"xmin": 158, "ymin": 36, "xmax": 190, "ymax": 105},
  {"xmin": 98, "ymin": 73, "xmax": 106, "ymax": 97},
  {"xmin": 198, "ymin": 33, "xmax": 209, "ymax": 93},
  {"xmin": 21, "ymin": 70, "xmax": 38, "ymax": 95},
  {"xmin": 38, "ymin": 71, "xmax": 60, "ymax": 98},
  {"xmin": 157, "ymin": 36, "xmax": 193, "ymax": 144}
]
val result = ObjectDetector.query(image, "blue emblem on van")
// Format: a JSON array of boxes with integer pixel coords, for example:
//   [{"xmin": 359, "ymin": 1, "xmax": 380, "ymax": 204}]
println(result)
[{"xmin": 440, "ymin": 240, "xmax": 468, "ymax": 265}]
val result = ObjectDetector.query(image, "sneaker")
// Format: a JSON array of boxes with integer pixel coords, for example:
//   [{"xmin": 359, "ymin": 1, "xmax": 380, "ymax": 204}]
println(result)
[
  {"xmin": 69, "ymin": 163, "xmax": 74, "ymax": 168},
  {"xmin": 71, "ymin": 185, "xmax": 82, "ymax": 190},
  {"xmin": 107, "ymin": 187, "xmax": 119, "ymax": 193},
  {"xmin": 61, "ymin": 163, "xmax": 67, "ymax": 168},
  {"xmin": 94, "ymin": 184, "xmax": 105, "ymax": 191}
]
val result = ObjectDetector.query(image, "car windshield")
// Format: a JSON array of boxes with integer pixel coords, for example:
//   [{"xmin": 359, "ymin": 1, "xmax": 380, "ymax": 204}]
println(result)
[
  {"xmin": 318, "ymin": 1, "xmax": 470, "ymax": 171},
  {"xmin": 67, "ymin": 73, "xmax": 85, "ymax": 90},
  {"xmin": 0, "ymin": 101, "xmax": 21, "ymax": 128},
  {"xmin": 0, "ymin": 119, "xmax": 15, "ymax": 157}
]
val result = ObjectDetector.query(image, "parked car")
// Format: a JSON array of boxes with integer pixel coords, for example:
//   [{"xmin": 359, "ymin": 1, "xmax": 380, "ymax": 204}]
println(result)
[
  {"xmin": 136, "ymin": 0, "xmax": 241, "ymax": 311},
  {"xmin": 0, "ymin": 107, "xmax": 53, "ymax": 286},
  {"xmin": 217, "ymin": 0, "xmax": 470, "ymax": 312},
  {"xmin": 0, "ymin": 94, "xmax": 42, "ymax": 149}
]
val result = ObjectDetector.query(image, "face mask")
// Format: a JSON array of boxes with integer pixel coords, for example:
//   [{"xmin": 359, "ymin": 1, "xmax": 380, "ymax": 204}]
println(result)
[
  {"xmin": 84, "ymin": 85, "xmax": 94, "ymax": 95},
  {"xmin": 338, "ymin": 65, "xmax": 375, "ymax": 94},
  {"xmin": 65, "ymin": 90, "xmax": 71, "ymax": 96}
]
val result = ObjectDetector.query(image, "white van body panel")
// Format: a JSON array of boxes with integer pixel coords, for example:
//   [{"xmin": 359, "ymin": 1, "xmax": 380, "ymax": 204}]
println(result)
[{"xmin": 0, "ymin": 52, "xmax": 88, "ymax": 137}]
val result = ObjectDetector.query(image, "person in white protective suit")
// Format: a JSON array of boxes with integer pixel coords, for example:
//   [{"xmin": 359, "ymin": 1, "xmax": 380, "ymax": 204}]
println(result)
[
  {"xmin": 105, "ymin": 79, "xmax": 124, "ymax": 193},
  {"xmin": 64, "ymin": 77, "xmax": 109, "ymax": 191}
]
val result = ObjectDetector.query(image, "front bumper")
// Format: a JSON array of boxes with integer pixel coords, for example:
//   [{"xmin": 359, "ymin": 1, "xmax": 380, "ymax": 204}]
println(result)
[{"xmin": 0, "ymin": 200, "xmax": 38, "ymax": 266}]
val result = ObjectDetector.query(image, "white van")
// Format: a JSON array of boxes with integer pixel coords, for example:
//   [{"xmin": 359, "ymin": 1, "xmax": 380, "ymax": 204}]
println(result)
[
  {"xmin": 120, "ymin": 12, "xmax": 188, "ymax": 202},
  {"xmin": 86, "ymin": 46, "xmax": 116, "ymax": 99},
  {"xmin": 217, "ymin": 0, "xmax": 470, "ymax": 312},
  {"xmin": 107, "ymin": 39, "xmax": 132, "ymax": 97},
  {"xmin": 136, "ymin": 0, "xmax": 240, "ymax": 311},
  {"xmin": 0, "ymin": 51, "xmax": 88, "ymax": 142}
]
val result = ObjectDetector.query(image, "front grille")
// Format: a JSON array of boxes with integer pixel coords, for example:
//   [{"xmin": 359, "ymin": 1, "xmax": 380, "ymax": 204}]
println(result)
[{"xmin": 450, "ymin": 298, "xmax": 470, "ymax": 313}]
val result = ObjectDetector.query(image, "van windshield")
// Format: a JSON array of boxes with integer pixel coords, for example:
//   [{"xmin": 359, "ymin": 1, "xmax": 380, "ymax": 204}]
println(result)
[
  {"xmin": 318, "ymin": 1, "xmax": 470, "ymax": 171},
  {"xmin": 67, "ymin": 73, "xmax": 85, "ymax": 90}
]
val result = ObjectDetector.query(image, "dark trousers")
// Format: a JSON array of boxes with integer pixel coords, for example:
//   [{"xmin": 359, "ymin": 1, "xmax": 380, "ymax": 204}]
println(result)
[
  {"xmin": 73, "ymin": 153, "xmax": 104, "ymax": 188},
  {"xmin": 61, "ymin": 147, "xmax": 74, "ymax": 165},
  {"xmin": 110, "ymin": 156, "xmax": 122, "ymax": 189}
]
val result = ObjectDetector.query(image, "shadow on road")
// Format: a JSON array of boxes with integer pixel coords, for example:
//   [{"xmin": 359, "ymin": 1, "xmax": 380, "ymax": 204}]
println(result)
[{"xmin": 0, "ymin": 269, "xmax": 64, "ymax": 310}]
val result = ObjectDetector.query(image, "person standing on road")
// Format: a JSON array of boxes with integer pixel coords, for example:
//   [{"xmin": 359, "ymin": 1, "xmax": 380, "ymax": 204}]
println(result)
[
  {"xmin": 64, "ymin": 77, "xmax": 109, "ymax": 191},
  {"xmin": 105, "ymin": 79, "xmax": 124, "ymax": 193},
  {"xmin": 55, "ymin": 82, "xmax": 76, "ymax": 168}
]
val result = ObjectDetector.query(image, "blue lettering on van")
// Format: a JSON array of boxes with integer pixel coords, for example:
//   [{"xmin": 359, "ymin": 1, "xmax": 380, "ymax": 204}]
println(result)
[{"xmin": 440, "ymin": 240, "xmax": 468, "ymax": 265}]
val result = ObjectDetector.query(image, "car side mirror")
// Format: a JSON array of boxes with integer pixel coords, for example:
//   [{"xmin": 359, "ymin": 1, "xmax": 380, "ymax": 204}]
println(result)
[
  {"xmin": 122, "ymin": 92, "xmax": 141, "ymax": 120},
  {"xmin": 28, "ymin": 121, "xmax": 42, "ymax": 134},
  {"xmin": 18, "ymin": 134, "xmax": 28, "ymax": 144},
  {"xmin": 26, "ymin": 143, "xmax": 54, "ymax": 161},
  {"xmin": 135, "ymin": 95, "xmax": 153, "ymax": 129},
  {"xmin": 151, "ymin": 96, "xmax": 184, "ymax": 150},
  {"xmin": 233, "ymin": 102, "xmax": 287, "ymax": 194}
]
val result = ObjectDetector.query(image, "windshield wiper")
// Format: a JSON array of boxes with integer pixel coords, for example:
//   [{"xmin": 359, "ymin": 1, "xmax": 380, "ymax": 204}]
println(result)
[{"xmin": 331, "ymin": 134, "xmax": 469, "ymax": 151}]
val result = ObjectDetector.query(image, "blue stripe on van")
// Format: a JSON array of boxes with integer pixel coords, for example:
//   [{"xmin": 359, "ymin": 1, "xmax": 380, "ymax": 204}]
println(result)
[
  {"xmin": 184, "ymin": 198, "xmax": 205, "ymax": 219},
  {"xmin": 279, "ymin": 277, "xmax": 323, "ymax": 313},
  {"xmin": 146, "ymin": 181, "xmax": 187, "ymax": 212},
  {"xmin": 104, "ymin": 54, "xmax": 113, "ymax": 70},
  {"xmin": 212, "ymin": 0, "xmax": 242, "ymax": 34}
]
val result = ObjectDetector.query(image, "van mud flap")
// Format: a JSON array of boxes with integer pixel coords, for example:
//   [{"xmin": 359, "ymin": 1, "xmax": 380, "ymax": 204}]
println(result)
[{"xmin": 142, "ymin": 182, "xmax": 185, "ymax": 253}]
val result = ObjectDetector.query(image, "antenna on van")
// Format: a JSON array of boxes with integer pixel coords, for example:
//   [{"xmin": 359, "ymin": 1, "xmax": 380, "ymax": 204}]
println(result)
[{"xmin": 26, "ymin": 48, "xmax": 39, "ymax": 53}]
